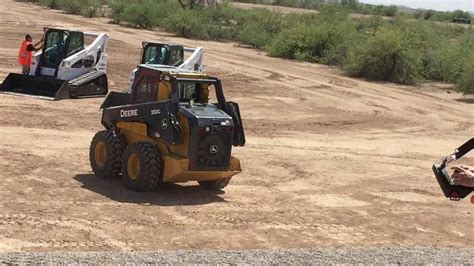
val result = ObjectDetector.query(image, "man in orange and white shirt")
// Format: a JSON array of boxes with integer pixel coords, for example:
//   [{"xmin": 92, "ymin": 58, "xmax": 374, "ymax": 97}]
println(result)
[{"xmin": 18, "ymin": 34, "xmax": 43, "ymax": 75}]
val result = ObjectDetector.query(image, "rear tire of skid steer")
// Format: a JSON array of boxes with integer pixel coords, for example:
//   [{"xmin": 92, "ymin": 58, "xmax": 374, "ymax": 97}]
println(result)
[
  {"xmin": 198, "ymin": 178, "xmax": 231, "ymax": 191},
  {"xmin": 121, "ymin": 142, "xmax": 162, "ymax": 192},
  {"xmin": 90, "ymin": 130, "xmax": 125, "ymax": 179}
]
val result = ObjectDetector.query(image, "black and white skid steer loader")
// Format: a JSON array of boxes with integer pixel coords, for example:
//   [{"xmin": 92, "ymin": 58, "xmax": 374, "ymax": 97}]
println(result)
[
  {"xmin": 127, "ymin": 41, "xmax": 204, "ymax": 91},
  {"xmin": 0, "ymin": 28, "xmax": 109, "ymax": 100}
]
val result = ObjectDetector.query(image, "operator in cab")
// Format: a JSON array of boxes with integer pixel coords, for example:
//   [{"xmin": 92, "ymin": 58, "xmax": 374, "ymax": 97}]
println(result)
[{"xmin": 18, "ymin": 34, "xmax": 43, "ymax": 75}]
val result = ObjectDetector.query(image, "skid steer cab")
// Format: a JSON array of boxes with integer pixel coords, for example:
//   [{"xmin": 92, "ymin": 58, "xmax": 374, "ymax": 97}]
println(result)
[
  {"xmin": 0, "ymin": 27, "xmax": 109, "ymax": 100},
  {"xmin": 90, "ymin": 65, "xmax": 245, "ymax": 192},
  {"xmin": 128, "ymin": 41, "xmax": 204, "ymax": 91}
]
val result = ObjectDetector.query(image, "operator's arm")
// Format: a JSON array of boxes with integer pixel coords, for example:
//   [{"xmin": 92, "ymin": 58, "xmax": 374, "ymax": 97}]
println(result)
[
  {"xmin": 34, "ymin": 39, "xmax": 42, "ymax": 47},
  {"xmin": 28, "ymin": 43, "xmax": 42, "ymax": 53},
  {"xmin": 26, "ymin": 44, "xmax": 35, "ymax": 52},
  {"xmin": 33, "ymin": 37, "xmax": 44, "ymax": 51},
  {"xmin": 452, "ymin": 166, "xmax": 474, "ymax": 188}
]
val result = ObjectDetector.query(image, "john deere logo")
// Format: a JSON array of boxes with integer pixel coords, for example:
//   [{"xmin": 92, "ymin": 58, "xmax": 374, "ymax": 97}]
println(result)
[
  {"xmin": 209, "ymin": 145, "xmax": 219, "ymax": 154},
  {"xmin": 161, "ymin": 119, "xmax": 168, "ymax": 129}
]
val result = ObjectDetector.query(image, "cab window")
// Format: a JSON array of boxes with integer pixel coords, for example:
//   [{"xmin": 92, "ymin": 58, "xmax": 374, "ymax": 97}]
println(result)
[
  {"xmin": 133, "ymin": 76, "xmax": 158, "ymax": 103},
  {"xmin": 43, "ymin": 31, "xmax": 69, "ymax": 68},
  {"xmin": 170, "ymin": 48, "xmax": 183, "ymax": 66},
  {"xmin": 142, "ymin": 45, "xmax": 170, "ymax": 65},
  {"xmin": 177, "ymin": 82, "xmax": 210, "ymax": 103},
  {"xmin": 67, "ymin": 32, "xmax": 84, "ymax": 57},
  {"xmin": 178, "ymin": 83, "xmax": 197, "ymax": 102}
]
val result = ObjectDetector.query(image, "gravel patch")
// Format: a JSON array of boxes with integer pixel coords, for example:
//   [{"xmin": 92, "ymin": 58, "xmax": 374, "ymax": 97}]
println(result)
[{"xmin": 1, "ymin": 247, "xmax": 473, "ymax": 264}]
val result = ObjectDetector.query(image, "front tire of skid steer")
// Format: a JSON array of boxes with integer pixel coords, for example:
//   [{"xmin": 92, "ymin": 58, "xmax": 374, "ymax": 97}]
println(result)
[
  {"xmin": 198, "ymin": 178, "xmax": 231, "ymax": 191},
  {"xmin": 121, "ymin": 142, "xmax": 162, "ymax": 192},
  {"xmin": 90, "ymin": 130, "xmax": 125, "ymax": 179}
]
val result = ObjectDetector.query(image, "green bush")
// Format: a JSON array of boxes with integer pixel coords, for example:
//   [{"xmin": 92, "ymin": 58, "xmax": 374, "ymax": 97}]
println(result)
[
  {"xmin": 344, "ymin": 27, "xmax": 422, "ymax": 84},
  {"xmin": 267, "ymin": 24, "xmax": 339, "ymax": 62},
  {"xmin": 236, "ymin": 8, "xmax": 283, "ymax": 48},
  {"xmin": 457, "ymin": 59, "xmax": 474, "ymax": 94},
  {"xmin": 59, "ymin": 0, "xmax": 82, "ymax": 14},
  {"xmin": 108, "ymin": 0, "xmax": 128, "ymax": 23},
  {"xmin": 237, "ymin": 23, "xmax": 272, "ymax": 47},
  {"xmin": 118, "ymin": 1, "xmax": 158, "ymax": 29},
  {"xmin": 39, "ymin": 0, "xmax": 60, "ymax": 9},
  {"xmin": 80, "ymin": 0, "xmax": 102, "ymax": 18},
  {"xmin": 424, "ymin": 41, "xmax": 465, "ymax": 82},
  {"xmin": 163, "ymin": 9, "xmax": 211, "ymax": 38}
]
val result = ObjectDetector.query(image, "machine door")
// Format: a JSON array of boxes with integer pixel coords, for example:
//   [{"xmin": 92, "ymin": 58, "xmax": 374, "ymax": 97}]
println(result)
[
  {"xmin": 131, "ymin": 67, "xmax": 163, "ymax": 103},
  {"xmin": 39, "ymin": 30, "xmax": 70, "ymax": 77}
]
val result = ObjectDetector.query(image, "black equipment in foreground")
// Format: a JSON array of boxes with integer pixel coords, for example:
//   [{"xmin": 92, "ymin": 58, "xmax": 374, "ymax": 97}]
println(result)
[{"xmin": 432, "ymin": 138, "xmax": 474, "ymax": 201}]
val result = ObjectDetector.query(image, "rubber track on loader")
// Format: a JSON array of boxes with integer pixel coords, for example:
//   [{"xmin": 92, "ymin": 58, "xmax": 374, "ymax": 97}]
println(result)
[
  {"xmin": 68, "ymin": 70, "xmax": 108, "ymax": 98},
  {"xmin": 69, "ymin": 70, "xmax": 103, "ymax": 87}
]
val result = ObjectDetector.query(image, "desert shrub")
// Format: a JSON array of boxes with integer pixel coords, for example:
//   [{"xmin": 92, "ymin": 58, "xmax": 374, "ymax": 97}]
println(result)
[
  {"xmin": 267, "ymin": 7, "xmax": 354, "ymax": 64},
  {"xmin": 108, "ymin": 0, "xmax": 128, "ymax": 23},
  {"xmin": 353, "ymin": 16, "xmax": 385, "ymax": 35},
  {"xmin": 422, "ymin": 33, "xmax": 474, "ymax": 84},
  {"xmin": 267, "ymin": 25, "xmax": 320, "ymax": 61},
  {"xmin": 236, "ymin": 8, "xmax": 283, "ymax": 48},
  {"xmin": 119, "ymin": 2, "xmax": 154, "ymax": 28},
  {"xmin": 382, "ymin": 5, "xmax": 398, "ymax": 17},
  {"xmin": 58, "ymin": 0, "xmax": 82, "ymax": 14},
  {"xmin": 267, "ymin": 22, "xmax": 352, "ymax": 63},
  {"xmin": 320, "ymin": 26, "xmax": 359, "ymax": 66},
  {"xmin": 118, "ymin": 1, "xmax": 157, "ymax": 29},
  {"xmin": 457, "ymin": 58, "xmax": 474, "ymax": 94},
  {"xmin": 39, "ymin": 0, "xmax": 60, "ymax": 9},
  {"xmin": 206, "ymin": 3, "xmax": 242, "ymax": 39},
  {"xmin": 162, "ymin": 8, "xmax": 212, "ymax": 38},
  {"xmin": 80, "ymin": 0, "xmax": 102, "ymax": 18},
  {"xmin": 237, "ymin": 22, "xmax": 272, "ymax": 48},
  {"xmin": 118, "ymin": 1, "xmax": 181, "ymax": 29},
  {"xmin": 162, "ymin": 3, "xmax": 241, "ymax": 40},
  {"xmin": 423, "ymin": 41, "xmax": 466, "ymax": 82},
  {"xmin": 344, "ymin": 27, "xmax": 422, "ymax": 84}
]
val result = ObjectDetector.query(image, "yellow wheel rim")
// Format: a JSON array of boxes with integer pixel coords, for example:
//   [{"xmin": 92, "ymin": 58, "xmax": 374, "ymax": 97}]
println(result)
[
  {"xmin": 95, "ymin": 141, "xmax": 107, "ymax": 167},
  {"xmin": 127, "ymin": 153, "xmax": 140, "ymax": 180}
]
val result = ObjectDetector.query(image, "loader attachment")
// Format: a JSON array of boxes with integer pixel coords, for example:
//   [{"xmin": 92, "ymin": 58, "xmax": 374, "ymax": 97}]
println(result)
[
  {"xmin": 100, "ymin": 91, "xmax": 131, "ymax": 109},
  {"xmin": 0, "ymin": 73, "xmax": 71, "ymax": 100}
]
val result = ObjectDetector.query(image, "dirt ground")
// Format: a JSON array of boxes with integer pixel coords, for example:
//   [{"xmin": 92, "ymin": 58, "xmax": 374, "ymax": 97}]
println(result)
[{"xmin": 0, "ymin": 0, "xmax": 473, "ymax": 253}]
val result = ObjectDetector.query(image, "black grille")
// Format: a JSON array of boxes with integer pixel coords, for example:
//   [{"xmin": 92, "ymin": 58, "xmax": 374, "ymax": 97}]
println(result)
[{"xmin": 195, "ymin": 129, "xmax": 232, "ymax": 169}]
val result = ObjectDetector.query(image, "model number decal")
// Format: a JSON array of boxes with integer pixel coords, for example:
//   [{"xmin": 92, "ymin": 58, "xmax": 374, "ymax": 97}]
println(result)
[
  {"xmin": 120, "ymin": 109, "xmax": 138, "ymax": 118},
  {"xmin": 151, "ymin": 109, "xmax": 161, "ymax": 115}
]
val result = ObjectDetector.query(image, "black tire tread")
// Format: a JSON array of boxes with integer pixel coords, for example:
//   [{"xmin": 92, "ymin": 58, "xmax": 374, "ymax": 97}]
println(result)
[
  {"xmin": 90, "ymin": 130, "xmax": 124, "ymax": 179},
  {"xmin": 122, "ymin": 142, "xmax": 162, "ymax": 192}
]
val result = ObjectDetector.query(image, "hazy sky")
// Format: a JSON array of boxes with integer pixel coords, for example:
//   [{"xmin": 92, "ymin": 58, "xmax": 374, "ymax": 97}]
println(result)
[{"xmin": 360, "ymin": 0, "xmax": 474, "ymax": 12}]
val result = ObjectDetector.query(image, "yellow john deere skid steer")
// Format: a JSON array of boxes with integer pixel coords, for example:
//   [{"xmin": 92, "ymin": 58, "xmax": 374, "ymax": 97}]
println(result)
[
  {"xmin": 90, "ymin": 65, "xmax": 245, "ymax": 191},
  {"xmin": 0, "ymin": 28, "xmax": 109, "ymax": 100}
]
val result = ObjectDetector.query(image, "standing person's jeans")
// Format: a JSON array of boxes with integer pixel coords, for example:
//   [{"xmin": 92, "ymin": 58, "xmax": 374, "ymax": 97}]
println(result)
[{"xmin": 22, "ymin": 65, "xmax": 30, "ymax": 75}]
